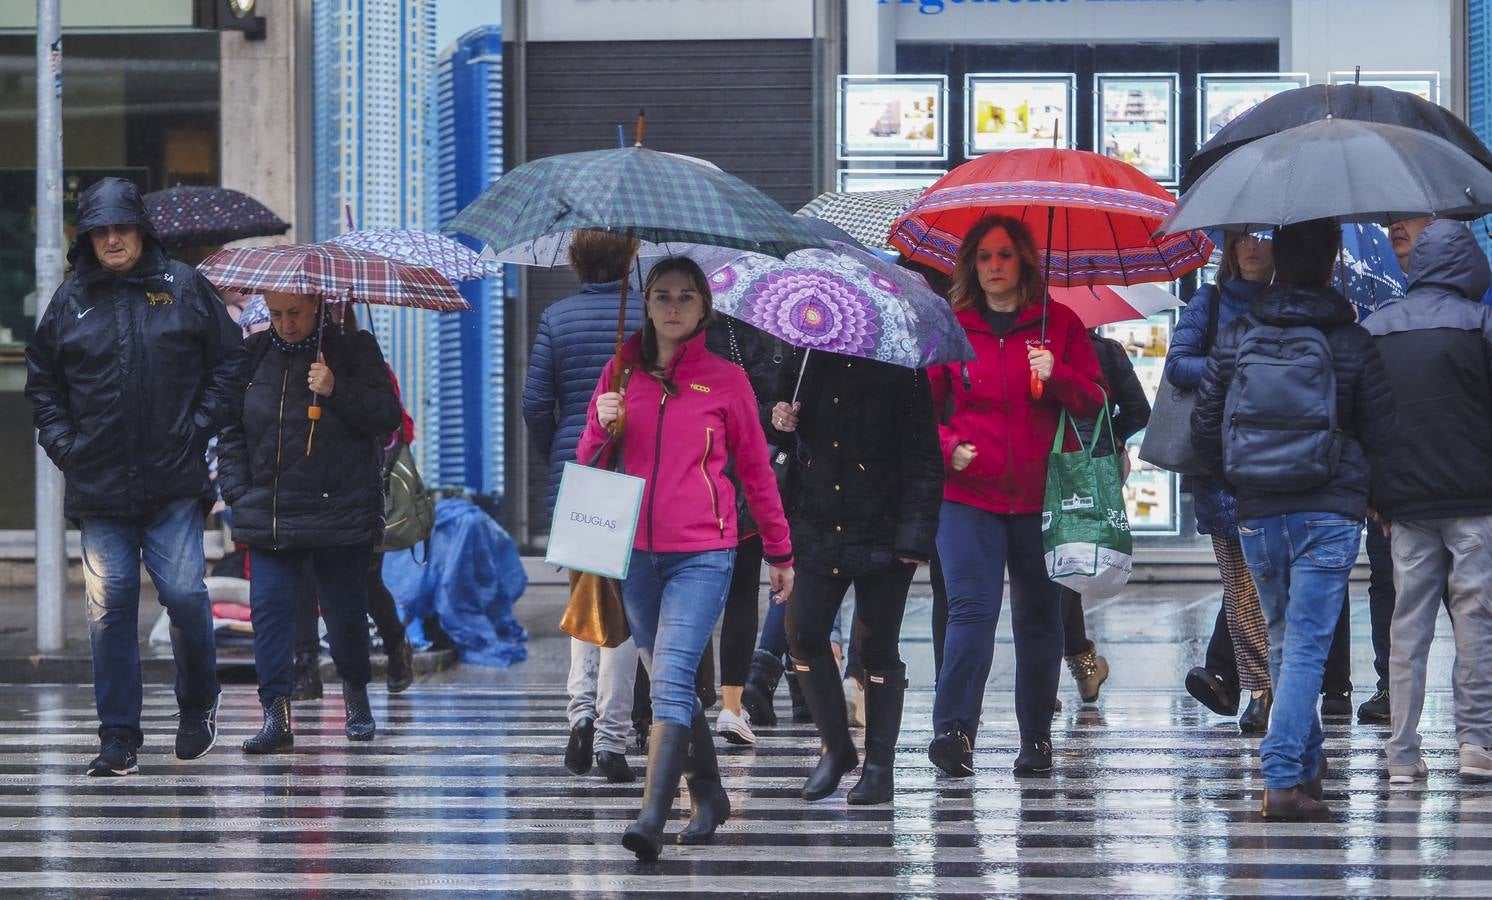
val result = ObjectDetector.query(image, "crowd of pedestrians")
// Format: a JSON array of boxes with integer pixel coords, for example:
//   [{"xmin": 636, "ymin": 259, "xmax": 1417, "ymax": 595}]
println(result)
[{"xmin": 22, "ymin": 174, "xmax": 1492, "ymax": 858}]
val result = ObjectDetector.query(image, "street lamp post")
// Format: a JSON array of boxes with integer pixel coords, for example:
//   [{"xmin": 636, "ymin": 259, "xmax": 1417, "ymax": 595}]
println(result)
[{"xmin": 34, "ymin": 0, "xmax": 66, "ymax": 653}]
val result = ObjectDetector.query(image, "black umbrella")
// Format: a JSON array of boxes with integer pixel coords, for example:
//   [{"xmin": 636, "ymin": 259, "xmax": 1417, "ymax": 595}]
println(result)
[
  {"xmin": 1159, "ymin": 118, "xmax": 1492, "ymax": 235},
  {"xmin": 1183, "ymin": 84, "xmax": 1492, "ymax": 189},
  {"xmin": 144, "ymin": 185, "xmax": 290, "ymax": 249}
]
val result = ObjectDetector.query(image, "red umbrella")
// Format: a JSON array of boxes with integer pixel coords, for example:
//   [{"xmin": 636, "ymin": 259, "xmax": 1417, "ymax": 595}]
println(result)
[
  {"xmin": 1050, "ymin": 282, "xmax": 1180, "ymax": 330},
  {"xmin": 889, "ymin": 148, "xmax": 1211, "ymax": 396}
]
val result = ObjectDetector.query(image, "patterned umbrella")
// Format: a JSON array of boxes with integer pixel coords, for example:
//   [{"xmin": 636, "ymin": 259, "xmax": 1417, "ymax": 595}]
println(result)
[
  {"xmin": 144, "ymin": 186, "xmax": 289, "ymax": 249},
  {"xmin": 705, "ymin": 240, "xmax": 974, "ymax": 369},
  {"xmin": 795, "ymin": 188, "xmax": 924, "ymax": 253},
  {"xmin": 329, "ymin": 229, "xmax": 499, "ymax": 283},
  {"xmin": 445, "ymin": 145, "xmax": 826, "ymax": 261},
  {"xmin": 198, "ymin": 242, "xmax": 470, "ymax": 311}
]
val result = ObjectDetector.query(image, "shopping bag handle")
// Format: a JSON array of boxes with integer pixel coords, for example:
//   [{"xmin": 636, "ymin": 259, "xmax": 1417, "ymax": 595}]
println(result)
[{"xmin": 1050, "ymin": 386, "xmax": 1113, "ymax": 458}]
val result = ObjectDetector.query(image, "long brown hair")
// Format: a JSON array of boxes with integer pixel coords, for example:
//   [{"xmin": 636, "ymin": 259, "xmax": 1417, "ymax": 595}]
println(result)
[
  {"xmin": 640, "ymin": 257, "xmax": 714, "ymax": 381},
  {"xmin": 948, "ymin": 214, "xmax": 1044, "ymax": 312}
]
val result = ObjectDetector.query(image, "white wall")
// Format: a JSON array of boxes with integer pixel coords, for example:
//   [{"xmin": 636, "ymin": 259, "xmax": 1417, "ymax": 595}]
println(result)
[
  {"xmin": 1289, "ymin": 0, "xmax": 1460, "ymax": 113},
  {"xmin": 524, "ymin": 0, "xmax": 814, "ymax": 41}
]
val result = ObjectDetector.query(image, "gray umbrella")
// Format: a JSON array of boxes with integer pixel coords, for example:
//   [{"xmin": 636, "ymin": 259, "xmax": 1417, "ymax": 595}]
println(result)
[{"xmin": 1159, "ymin": 118, "xmax": 1492, "ymax": 235}]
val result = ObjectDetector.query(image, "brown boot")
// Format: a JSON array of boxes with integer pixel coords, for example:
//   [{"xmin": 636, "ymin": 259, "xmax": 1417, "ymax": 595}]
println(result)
[
  {"xmin": 1064, "ymin": 641, "xmax": 1110, "ymax": 704},
  {"xmin": 1261, "ymin": 785, "xmax": 1331, "ymax": 821}
]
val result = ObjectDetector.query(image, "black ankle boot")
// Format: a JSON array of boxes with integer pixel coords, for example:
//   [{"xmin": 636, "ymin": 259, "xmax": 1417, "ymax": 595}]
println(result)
[
  {"xmin": 343, "ymin": 683, "xmax": 375, "ymax": 741},
  {"xmin": 291, "ymin": 652, "xmax": 323, "ymax": 701},
  {"xmin": 848, "ymin": 665, "xmax": 906, "ymax": 805},
  {"xmin": 678, "ymin": 704, "xmax": 730, "ymax": 845},
  {"xmin": 242, "ymin": 697, "xmax": 293, "ymax": 754},
  {"xmin": 386, "ymin": 637, "xmax": 414, "ymax": 694},
  {"xmin": 786, "ymin": 670, "xmax": 813, "ymax": 723},
  {"xmin": 621, "ymin": 722, "xmax": 690, "ymax": 862},
  {"xmin": 740, "ymin": 649, "xmax": 784, "ymax": 727},
  {"xmin": 792, "ymin": 655, "xmax": 859, "ymax": 801}
]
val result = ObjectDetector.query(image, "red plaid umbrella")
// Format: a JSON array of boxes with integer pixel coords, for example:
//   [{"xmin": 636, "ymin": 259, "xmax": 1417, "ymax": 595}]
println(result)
[{"xmin": 197, "ymin": 242, "xmax": 470, "ymax": 312}]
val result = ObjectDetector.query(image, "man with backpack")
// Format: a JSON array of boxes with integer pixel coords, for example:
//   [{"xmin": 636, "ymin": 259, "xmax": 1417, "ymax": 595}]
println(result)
[
  {"xmin": 1191, "ymin": 217, "xmax": 1396, "ymax": 821},
  {"xmin": 1363, "ymin": 219, "xmax": 1492, "ymax": 784}
]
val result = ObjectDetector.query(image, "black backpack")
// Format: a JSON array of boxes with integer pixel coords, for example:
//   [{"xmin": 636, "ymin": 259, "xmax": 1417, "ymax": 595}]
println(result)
[{"xmin": 1222, "ymin": 318, "xmax": 1343, "ymax": 491}]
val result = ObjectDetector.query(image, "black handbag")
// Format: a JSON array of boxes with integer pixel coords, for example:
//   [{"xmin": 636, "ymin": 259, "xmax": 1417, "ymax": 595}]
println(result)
[{"xmin": 1138, "ymin": 290, "xmax": 1221, "ymax": 476}]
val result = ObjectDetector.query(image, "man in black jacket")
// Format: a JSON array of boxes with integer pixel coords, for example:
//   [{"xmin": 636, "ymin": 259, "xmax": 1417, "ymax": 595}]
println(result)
[
  {"xmin": 1364, "ymin": 219, "xmax": 1492, "ymax": 783},
  {"xmin": 25, "ymin": 177, "xmax": 245, "ymax": 776},
  {"xmin": 1192, "ymin": 217, "xmax": 1395, "ymax": 821}
]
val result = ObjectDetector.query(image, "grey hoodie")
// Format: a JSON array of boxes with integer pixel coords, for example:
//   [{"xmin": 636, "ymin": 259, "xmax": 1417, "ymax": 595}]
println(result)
[{"xmin": 1365, "ymin": 219, "xmax": 1492, "ymax": 521}]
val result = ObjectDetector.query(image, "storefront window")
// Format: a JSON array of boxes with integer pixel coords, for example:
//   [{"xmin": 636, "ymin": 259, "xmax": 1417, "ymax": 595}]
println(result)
[{"xmin": 0, "ymin": 32, "xmax": 220, "ymax": 528}]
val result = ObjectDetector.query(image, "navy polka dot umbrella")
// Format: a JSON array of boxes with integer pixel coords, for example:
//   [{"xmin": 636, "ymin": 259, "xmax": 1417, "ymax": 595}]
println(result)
[{"xmin": 144, "ymin": 186, "xmax": 290, "ymax": 249}]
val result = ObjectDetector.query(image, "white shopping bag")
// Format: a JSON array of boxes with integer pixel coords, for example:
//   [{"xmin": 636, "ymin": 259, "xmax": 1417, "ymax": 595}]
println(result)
[{"xmin": 545, "ymin": 461, "xmax": 646, "ymax": 579}]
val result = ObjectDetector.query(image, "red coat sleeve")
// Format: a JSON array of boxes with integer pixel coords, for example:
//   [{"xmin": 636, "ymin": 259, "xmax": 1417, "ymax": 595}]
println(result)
[{"xmin": 927, "ymin": 362, "xmax": 964, "ymax": 467}]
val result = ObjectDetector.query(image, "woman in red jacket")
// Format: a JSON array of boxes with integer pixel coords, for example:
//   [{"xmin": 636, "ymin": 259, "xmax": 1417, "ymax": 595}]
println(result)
[
  {"xmin": 578, "ymin": 257, "xmax": 795, "ymax": 862},
  {"xmin": 926, "ymin": 215, "xmax": 1106, "ymax": 778}
]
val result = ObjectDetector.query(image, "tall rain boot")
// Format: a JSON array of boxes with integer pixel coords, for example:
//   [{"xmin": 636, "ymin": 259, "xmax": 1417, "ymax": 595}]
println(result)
[
  {"xmin": 792, "ymin": 655, "xmax": 859, "ymax": 801},
  {"xmin": 847, "ymin": 665, "xmax": 906, "ymax": 805},
  {"xmin": 242, "ymin": 697, "xmax": 293, "ymax": 754},
  {"xmin": 678, "ymin": 702, "xmax": 730, "ymax": 845},
  {"xmin": 740, "ymin": 649, "xmax": 785, "ymax": 727},
  {"xmin": 621, "ymin": 722, "xmax": 690, "ymax": 862}
]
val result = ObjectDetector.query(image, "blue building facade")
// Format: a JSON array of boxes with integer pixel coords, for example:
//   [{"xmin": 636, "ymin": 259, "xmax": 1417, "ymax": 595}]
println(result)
[
  {"xmin": 428, "ymin": 26, "xmax": 508, "ymax": 499},
  {"xmin": 1472, "ymin": 0, "xmax": 1492, "ymax": 262}
]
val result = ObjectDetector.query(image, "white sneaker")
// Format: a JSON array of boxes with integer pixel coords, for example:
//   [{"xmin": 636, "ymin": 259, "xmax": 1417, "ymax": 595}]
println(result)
[
  {"xmin": 844, "ymin": 676, "xmax": 866, "ymax": 728},
  {"xmin": 1460, "ymin": 744, "xmax": 1492, "ymax": 778},
  {"xmin": 716, "ymin": 707, "xmax": 755, "ymax": 745},
  {"xmin": 1387, "ymin": 758, "xmax": 1429, "ymax": 785}
]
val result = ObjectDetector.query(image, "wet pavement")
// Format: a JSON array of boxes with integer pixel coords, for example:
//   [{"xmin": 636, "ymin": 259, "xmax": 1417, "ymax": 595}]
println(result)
[{"xmin": 0, "ymin": 583, "xmax": 1479, "ymax": 897}]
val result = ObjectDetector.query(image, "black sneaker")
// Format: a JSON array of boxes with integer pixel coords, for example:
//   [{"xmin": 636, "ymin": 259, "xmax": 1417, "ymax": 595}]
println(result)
[
  {"xmin": 1013, "ymin": 739, "xmax": 1054, "ymax": 777},
  {"xmin": 565, "ymin": 717, "xmax": 595, "ymax": 775},
  {"xmin": 1185, "ymin": 667, "xmax": 1240, "ymax": 717},
  {"xmin": 1321, "ymin": 691, "xmax": 1352, "ymax": 719},
  {"xmin": 1357, "ymin": 689, "xmax": 1390, "ymax": 724},
  {"xmin": 927, "ymin": 729, "xmax": 974, "ymax": 777},
  {"xmin": 87, "ymin": 738, "xmax": 138, "ymax": 777},
  {"xmin": 175, "ymin": 694, "xmax": 220, "ymax": 761}
]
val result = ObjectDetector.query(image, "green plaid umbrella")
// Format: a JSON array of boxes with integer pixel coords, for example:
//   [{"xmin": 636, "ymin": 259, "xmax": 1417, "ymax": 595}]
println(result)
[{"xmin": 443, "ymin": 146, "xmax": 826, "ymax": 261}]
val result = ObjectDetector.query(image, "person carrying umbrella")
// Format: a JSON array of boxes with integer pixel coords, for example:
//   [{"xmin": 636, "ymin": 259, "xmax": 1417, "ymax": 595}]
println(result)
[
  {"xmin": 926, "ymin": 214, "xmax": 1106, "ymax": 778},
  {"xmin": 577, "ymin": 257, "xmax": 794, "ymax": 862},
  {"xmin": 216, "ymin": 291, "xmax": 403, "ymax": 752},
  {"xmin": 25, "ymin": 176, "xmax": 245, "ymax": 777}
]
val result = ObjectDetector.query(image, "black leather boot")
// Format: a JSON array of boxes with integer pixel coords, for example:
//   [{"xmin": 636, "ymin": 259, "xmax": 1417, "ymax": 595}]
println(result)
[
  {"xmin": 386, "ymin": 637, "xmax": 414, "ymax": 694},
  {"xmin": 291, "ymin": 651, "xmax": 323, "ymax": 701},
  {"xmin": 621, "ymin": 722, "xmax": 690, "ymax": 862},
  {"xmin": 242, "ymin": 697, "xmax": 293, "ymax": 754},
  {"xmin": 786, "ymin": 670, "xmax": 813, "ymax": 723},
  {"xmin": 740, "ymin": 649, "xmax": 784, "ymax": 727},
  {"xmin": 343, "ymin": 683, "xmax": 376, "ymax": 741},
  {"xmin": 792, "ymin": 655, "xmax": 859, "ymax": 801},
  {"xmin": 678, "ymin": 704, "xmax": 730, "ymax": 845},
  {"xmin": 847, "ymin": 665, "xmax": 906, "ymax": 806}
]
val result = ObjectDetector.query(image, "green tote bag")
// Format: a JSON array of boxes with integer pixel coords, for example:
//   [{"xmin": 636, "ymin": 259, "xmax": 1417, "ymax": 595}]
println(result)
[{"xmin": 1041, "ymin": 392, "xmax": 1134, "ymax": 599}]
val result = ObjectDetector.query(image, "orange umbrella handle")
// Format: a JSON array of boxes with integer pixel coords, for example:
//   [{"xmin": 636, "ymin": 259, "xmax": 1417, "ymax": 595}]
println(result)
[
  {"xmin": 306, "ymin": 404, "xmax": 321, "ymax": 455},
  {"xmin": 1030, "ymin": 369, "xmax": 1045, "ymax": 400}
]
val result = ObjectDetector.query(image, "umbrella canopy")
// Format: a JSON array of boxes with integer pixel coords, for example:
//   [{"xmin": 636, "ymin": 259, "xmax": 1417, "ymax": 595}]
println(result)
[
  {"xmin": 705, "ymin": 239, "xmax": 974, "ymax": 369},
  {"xmin": 795, "ymin": 188, "xmax": 924, "ymax": 252},
  {"xmin": 1160, "ymin": 118, "xmax": 1492, "ymax": 235},
  {"xmin": 198, "ymin": 242, "xmax": 470, "ymax": 312},
  {"xmin": 328, "ymin": 229, "xmax": 499, "ymax": 283},
  {"xmin": 144, "ymin": 185, "xmax": 289, "ymax": 249},
  {"xmin": 1184, "ymin": 84, "xmax": 1492, "ymax": 189},
  {"xmin": 890, "ymin": 148, "xmax": 1213, "ymax": 284},
  {"xmin": 445, "ymin": 145, "xmax": 826, "ymax": 261},
  {"xmin": 1207, "ymin": 224, "xmax": 1406, "ymax": 320},
  {"xmin": 1049, "ymin": 282, "xmax": 1179, "ymax": 330}
]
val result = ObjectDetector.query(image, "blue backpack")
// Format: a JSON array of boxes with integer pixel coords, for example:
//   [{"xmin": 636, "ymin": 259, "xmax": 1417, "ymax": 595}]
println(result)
[{"xmin": 1222, "ymin": 318, "xmax": 1343, "ymax": 491}]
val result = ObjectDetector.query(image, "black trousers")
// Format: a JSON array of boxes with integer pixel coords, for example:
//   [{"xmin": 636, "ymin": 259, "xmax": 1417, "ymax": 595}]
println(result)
[
  {"xmin": 295, "ymin": 552, "xmax": 405, "ymax": 657},
  {"xmin": 785, "ymin": 564, "xmax": 916, "ymax": 673},
  {"xmin": 1058, "ymin": 586, "xmax": 1089, "ymax": 657},
  {"xmin": 718, "ymin": 534, "xmax": 762, "ymax": 686}
]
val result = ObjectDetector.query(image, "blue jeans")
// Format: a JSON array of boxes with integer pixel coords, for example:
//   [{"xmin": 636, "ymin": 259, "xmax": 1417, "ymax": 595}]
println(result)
[
  {"xmin": 80, "ymin": 498, "xmax": 220, "ymax": 747},
  {"xmin": 249, "ymin": 545, "xmax": 374, "ymax": 705},
  {"xmin": 758, "ymin": 591, "xmax": 789, "ymax": 657},
  {"xmin": 623, "ymin": 549, "xmax": 734, "ymax": 728},
  {"xmin": 933, "ymin": 502, "xmax": 1062, "ymax": 744},
  {"xmin": 1238, "ymin": 512, "xmax": 1362, "ymax": 789}
]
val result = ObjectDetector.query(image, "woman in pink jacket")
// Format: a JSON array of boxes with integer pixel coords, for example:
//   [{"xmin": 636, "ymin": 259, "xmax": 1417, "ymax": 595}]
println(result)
[{"xmin": 578, "ymin": 256, "xmax": 795, "ymax": 862}]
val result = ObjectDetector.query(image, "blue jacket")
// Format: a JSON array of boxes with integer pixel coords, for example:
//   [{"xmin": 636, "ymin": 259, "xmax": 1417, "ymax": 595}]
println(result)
[
  {"xmin": 522, "ymin": 283, "xmax": 644, "ymax": 517},
  {"xmin": 1164, "ymin": 278, "xmax": 1265, "ymax": 535}
]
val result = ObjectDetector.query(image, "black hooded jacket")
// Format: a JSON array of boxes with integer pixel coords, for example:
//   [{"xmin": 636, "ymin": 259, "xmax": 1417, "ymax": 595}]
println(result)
[
  {"xmin": 216, "ymin": 326, "xmax": 403, "ymax": 549},
  {"xmin": 1191, "ymin": 284, "xmax": 1396, "ymax": 521},
  {"xmin": 24, "ymin": 177, "xmax": 245, "ymax": 519},
  {"xmin": 1364, "ymin": 220, "xmax": 1492, "ymax": 521}
]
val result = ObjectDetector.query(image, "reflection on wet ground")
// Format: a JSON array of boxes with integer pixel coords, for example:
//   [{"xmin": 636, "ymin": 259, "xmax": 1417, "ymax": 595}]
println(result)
[{"xmin": 0, "ymin": 589, "xmax": 1480, "ymax": 897}]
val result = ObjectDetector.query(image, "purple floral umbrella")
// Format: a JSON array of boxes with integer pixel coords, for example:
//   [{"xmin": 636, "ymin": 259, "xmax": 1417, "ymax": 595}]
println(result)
[
  {"xmin": 706, "ymin": 240, "xmax": 974, "ymax": 375},
  {"xmin": 329, "ymin": 229, "xmax": 499, "ymax": 283}
]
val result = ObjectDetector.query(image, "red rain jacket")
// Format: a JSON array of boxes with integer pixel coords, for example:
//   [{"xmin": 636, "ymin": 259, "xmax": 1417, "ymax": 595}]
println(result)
[{"xmin": 929, "ymin": 302, "xmax": 1107, "ymax": 515}]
